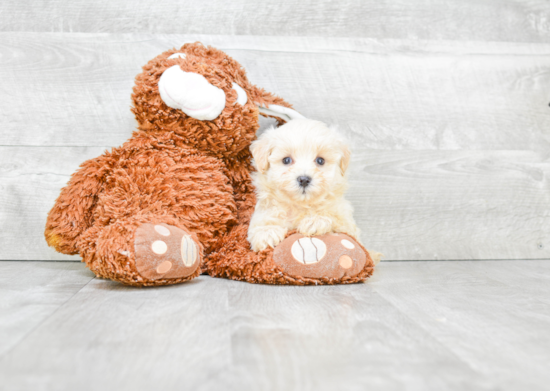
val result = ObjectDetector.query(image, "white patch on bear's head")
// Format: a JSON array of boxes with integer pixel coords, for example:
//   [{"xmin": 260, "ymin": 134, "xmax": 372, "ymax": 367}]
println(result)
[{"xmin": 158, "ymin": 65, "xmax": 226, "ymax": 120}]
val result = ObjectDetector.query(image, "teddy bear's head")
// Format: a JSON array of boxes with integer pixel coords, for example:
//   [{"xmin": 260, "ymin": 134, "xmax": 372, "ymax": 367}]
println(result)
[{"xmin": 131, "ymin": 43, "xmax": 304, "ymax": 158}]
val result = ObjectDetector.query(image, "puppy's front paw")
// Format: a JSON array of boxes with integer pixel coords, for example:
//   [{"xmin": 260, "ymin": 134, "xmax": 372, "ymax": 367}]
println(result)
[
  {"xmin": 298, "ymin": 216, "xmax": 333, "ymax": 237},
  {"xmin": 249, "ymin": 226, "xmax": 287, "ymax": 252}
]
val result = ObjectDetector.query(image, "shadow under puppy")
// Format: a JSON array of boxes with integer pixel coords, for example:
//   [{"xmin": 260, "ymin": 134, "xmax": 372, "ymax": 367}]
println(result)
[{"xmin": 248, "ymin": 119, "xmax": 361, "ymax": 252}]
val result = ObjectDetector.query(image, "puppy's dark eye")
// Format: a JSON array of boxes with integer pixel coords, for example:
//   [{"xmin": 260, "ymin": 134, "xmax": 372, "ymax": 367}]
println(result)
[
  {"xmin": 316, "ymin": 157, "xmax": 325, "ymax": 165},
  {"xmin": 282, "ymin": 157, "xmax": 292, "ymax": 165}
]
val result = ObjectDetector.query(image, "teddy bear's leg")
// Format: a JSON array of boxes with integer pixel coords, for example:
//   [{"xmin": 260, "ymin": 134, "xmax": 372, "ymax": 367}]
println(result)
[
  {"xmin": 205, "ymin": 224, "xmax": 375, "ymax": 285},
  {"xmin": 45, "ymin": 155, "xmax": 112, "ymax": 255},
  {"xmin": 270, "ymin": 233, "xmax": 375, "ymax": 282},
  {"xmin": 78, "ymin": 215, "xmax": 203, "ymax": 286}
]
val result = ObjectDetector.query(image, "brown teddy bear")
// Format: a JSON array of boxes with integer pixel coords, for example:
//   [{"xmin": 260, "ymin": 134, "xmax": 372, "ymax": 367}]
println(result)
[{"xmin": 45, "ymin": 43, "xmax": 375, "ymax": 286}]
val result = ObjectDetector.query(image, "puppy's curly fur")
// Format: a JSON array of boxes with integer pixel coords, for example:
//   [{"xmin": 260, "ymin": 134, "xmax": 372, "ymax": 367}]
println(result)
[{"xmin": 248, "ymin": 119, "xmax": 360, "ymax": 252}]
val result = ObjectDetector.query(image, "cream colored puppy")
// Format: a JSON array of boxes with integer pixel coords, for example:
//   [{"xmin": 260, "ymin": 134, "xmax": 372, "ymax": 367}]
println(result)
[{"xmin": 248, "ymin": 119, "xmax": 360, "ymax": 252}]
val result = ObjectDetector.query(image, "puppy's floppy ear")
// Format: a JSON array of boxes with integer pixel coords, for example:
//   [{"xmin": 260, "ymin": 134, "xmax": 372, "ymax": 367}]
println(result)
[
  {"xmin": 329, "ymin": 124, "xmax": 351, "ymax": 175},
  {"xmin": 339, "ymin": 144, "xmax": 351, "ymax": 175},
  {"xmin": 250, "ymin": 136, "xmax": 272, "ymax": 174}
]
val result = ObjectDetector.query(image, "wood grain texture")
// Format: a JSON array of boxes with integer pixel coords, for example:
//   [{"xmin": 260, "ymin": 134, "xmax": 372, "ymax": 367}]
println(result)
[
  {"xmin": 0, "ymin": 147, "xmax": 105, "ymax": 261},
  {"xmin": 1, "ymin": 147, "xmax": 548, "ymax": 261},
  {"xmin": 0, "ymin": 261, "xmax": 94, "ymax": 357},
  {"xmin": 371, "ymin": 261, "xmax": 550, "ymax": 391},
  {"xmin": 1, "ymin": 261, "xmax": 549, "ymax": 390},
  {"xmin": 1, "ymin": 33, "xmax": 549, "ymax": 151},
  {"xmin": 349, "ymin": 149, "xmax": 550, "ymax": 261},
  {"xmin": 0, "ymin": 0, "xmax": 549, "ymax": 43}
]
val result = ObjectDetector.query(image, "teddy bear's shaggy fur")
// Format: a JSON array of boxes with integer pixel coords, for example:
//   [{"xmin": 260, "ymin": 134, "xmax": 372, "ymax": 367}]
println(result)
[{"xmin": 45, "ymin": 43, "xmax": 375, "ymax": 286}]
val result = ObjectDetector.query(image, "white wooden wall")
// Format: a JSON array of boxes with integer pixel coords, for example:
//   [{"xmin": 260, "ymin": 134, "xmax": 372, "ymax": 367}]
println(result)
[{"xmin": 0, "ymin": 1, "xmax": 549, "ymax": 261}]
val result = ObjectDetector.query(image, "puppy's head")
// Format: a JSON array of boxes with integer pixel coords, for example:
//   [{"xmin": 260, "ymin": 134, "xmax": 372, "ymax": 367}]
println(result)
[{"xmin": 250, "ymin": 119, "xmax": 351, "ymax": 203}]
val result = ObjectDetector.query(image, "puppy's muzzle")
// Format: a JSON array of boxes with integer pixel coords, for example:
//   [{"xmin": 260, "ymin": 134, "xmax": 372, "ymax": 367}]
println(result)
[{"xmin": 297, "ymin": 176, "xmax": 312, "ymax": 188}]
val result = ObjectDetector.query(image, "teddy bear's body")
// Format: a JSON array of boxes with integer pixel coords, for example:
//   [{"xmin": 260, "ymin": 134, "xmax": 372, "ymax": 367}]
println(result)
[
  {"xmin": 46, "ymin": 129, "xmax": 255, "ymax": 285},
  {"xmin": 45, "ymin": 43, "xmax": 375, "ymax": 286}
]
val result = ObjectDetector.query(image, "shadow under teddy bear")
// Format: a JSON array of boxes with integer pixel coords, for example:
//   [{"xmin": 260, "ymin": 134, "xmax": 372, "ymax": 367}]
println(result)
[{"xmin": 45, "ymin": 43, "xmax": 375, "ymax": 286}]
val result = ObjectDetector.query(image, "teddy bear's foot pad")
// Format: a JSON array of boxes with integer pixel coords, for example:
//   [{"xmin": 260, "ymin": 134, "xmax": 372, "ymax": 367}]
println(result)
[
  {"xmin": 134, "ymin": 223, "xmax": 200, "ymax": 280},
  {"xmin": 273, "ymin": 233, "xmax": 367, "ymax": 280}
]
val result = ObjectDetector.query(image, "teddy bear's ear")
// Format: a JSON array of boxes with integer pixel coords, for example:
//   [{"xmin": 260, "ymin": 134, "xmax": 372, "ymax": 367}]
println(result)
[
  {"xmin": 158, "ymin": 65, "xmax": 226, "ymax": 120},
  {"xmin": 250, "ymin": 136, "xmax": 272, "ymax": 174},
  {"xmin": 232, "ymin": 82, "xmax": 248, "ymax": 106},
  {"xmin": 168, "ymin": 53, "xmax": 187, "ymax": 60},
  {"xmin": 256, "ymin": 104, "xmax": 305, "ymax": 122}
]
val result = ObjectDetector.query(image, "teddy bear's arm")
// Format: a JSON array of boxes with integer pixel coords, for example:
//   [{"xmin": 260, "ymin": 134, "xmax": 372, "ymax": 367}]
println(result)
[{"xmin": 45, "ymin": 155, "xmax": 112, "ymax": 254}]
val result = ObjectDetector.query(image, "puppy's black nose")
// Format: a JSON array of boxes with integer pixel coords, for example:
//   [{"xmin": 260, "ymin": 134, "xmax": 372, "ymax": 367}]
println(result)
[{"xmin": 297, "ymin": 176, "xmax": 312, "ymax": 188}]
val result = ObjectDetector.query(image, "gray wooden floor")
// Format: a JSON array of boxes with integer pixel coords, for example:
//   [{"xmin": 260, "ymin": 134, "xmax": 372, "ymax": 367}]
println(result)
[{"xmin": 1, "ymin": 260, "xmax": 549, "ymax": 391}]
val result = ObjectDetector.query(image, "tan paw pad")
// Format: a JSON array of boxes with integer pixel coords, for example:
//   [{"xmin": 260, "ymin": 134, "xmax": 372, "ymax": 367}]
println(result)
[
  {"xmin": 273, "ymin": 233, "xmax": 368, "ymax": 280},
  {"xmin": 134, "ymin": 223, "xmax": 201, "ymax": 280}
]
